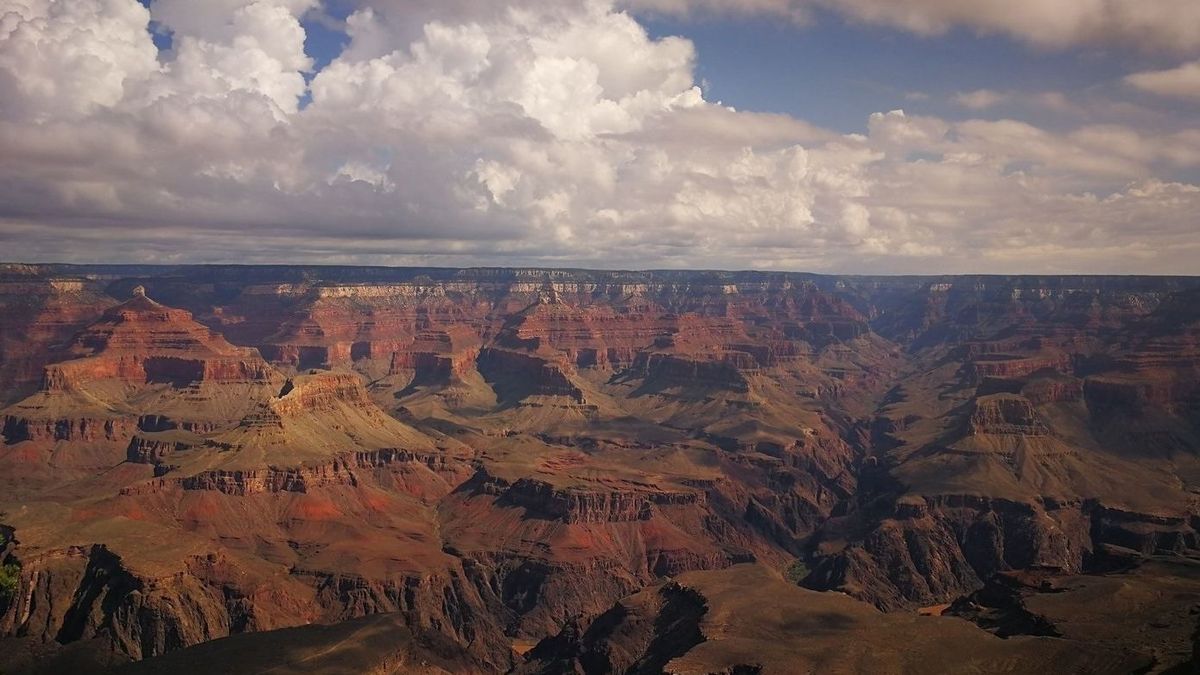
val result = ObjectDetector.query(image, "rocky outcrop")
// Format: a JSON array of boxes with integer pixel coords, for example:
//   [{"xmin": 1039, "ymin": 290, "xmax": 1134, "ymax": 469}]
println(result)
[
  {"xmin": 135, "ymin": 415, "xmax": 222, "ymax": 435},
  {"xmin": 965, "ymin": 354, "xmax": 1073, "ymax": 381},
  {"xmin": 391, "ymin": 348, "xmax": 479, "ymax": 380},
  {"xmin": 519, "ymin": 562, "xmax": 1164, "ymax": 675},
  {"xmin": 1084, "ymin": 376, "xmax": 1179, "ymax": 414},
  {"xmin": 306, "ymin": 568, "xmax": 514, "ymax": 670},
  {"xmin": 1088, "ymin": 502, "xmax": 1199, "ymax": 555},
  {"xmin": 518, "ymin": 580, "xmax": 707, "ymax": 675},
  {"xmin": 967, "ymin": 394, "xmax": 1048, "ymax": 436},
  {"xmin": 0, "ymin": 544, "xmax": 515, "ymax": 670},
  {"xmin": 172, "ymin": 448, "xmax": 465, "ymax": 496},
  {"xmin": 0, "ymin": 545, "xmax": 241, "ymax": 660},
  {"xmin": 2, "ymin": 415, "xmax": 136, "ymax": 444},
  {"xmin": 126, "ymin": 434, "xmax": 193, "ymax": 464},
  {"xmin": 0, "ymin": 276, "xmax": 113, "ymax": 406},
  {"xmin": 807, "ymin": 495, "xmax": 1195, "ymax": 610},
  {"xmin": 477, "ymin": 348, "xmax": 585, "ymax": 402},
  {"xmin": 0, "ymin": 291, "xmax": 291, "ymax": 461},
  {"xmin": 806, "ymin": 511, "xmax": 984, "ymax": 609},
  {"xmin": 1020, "ymin": 377, "xmax": 1083, "ymax": 405},
  {"xmin": 97, "ymin": 613, "xmax": 496, "ymax": 675},
  {"xmin": 439, "ymin": 469, "xmax": 750, "ymax": 638},
  {"xmin": 256, "ymin": 344, "xmax": 344, "ymax": 370},
  {"xmin": 270, "ymin": 371, "xmax": 374, "ymax": 416},
  {"xmin": 945, "ymin": 572, "xmax": 1061, "ymax": 638},
  {"xmin": 43, "ymin": 355, "xmax": 274, "ymax": 391},
  {"xmin": 491, "ymin": 296, "xmax": 661, "ymax": 371},
  {"xmin": 482, "ymin": 476, "xmax": 703, "ymax": 524},
  {"xmin": 44, "ymin": 286, "xmax": 277, "ymax": 390},
  {"xmin": 629, "ymin": 352, "xmax": 752, "ymax": 392}
]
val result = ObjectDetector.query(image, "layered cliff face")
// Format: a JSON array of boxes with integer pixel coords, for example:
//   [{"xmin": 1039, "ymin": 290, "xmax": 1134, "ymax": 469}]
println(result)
[
  {"xmin": 0, "ymin": 287, "xmax": 283, "ymax": 467},
  {"xmin": 801, "ymin": 277, "xmax": 1200, "ymax": 614},
  {"xmin": 0, "ymin": 274, "xmax": 114, "ymax": 406},
  {"xmin": 106, "ymin": 613, "xmax": 496, "ymax": 675},
  {"xmin": 0, "ymin": 265, "xmax": 1198, "ymax": 673},
  {"xmin": 50, "ymin": 286, "xmax": 275, "ymax": 386},
  {"xmin": 967, "ymin": 394, "xmax": 1048, "ymax": 436}
]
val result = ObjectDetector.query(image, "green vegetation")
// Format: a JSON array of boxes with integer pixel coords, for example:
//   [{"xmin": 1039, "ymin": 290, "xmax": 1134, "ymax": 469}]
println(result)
[
  {"xmin": 0, "ymin": 562, "xmax": 18, "ymax": 601},
  {"xmin": 783, "ymin": 559, "xmax": 810, "ymax": 585},
  {"xmin": 0, "ymin": 516, "xmax": 14, "ymax": 602}
]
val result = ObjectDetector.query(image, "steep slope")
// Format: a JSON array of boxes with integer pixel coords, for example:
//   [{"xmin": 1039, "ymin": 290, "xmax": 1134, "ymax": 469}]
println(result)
[
  {"xmin": 0, "ymin": 291, "xmax": 515, "ymax": 670},
  {"xmin": 2, "ymin": 286, "xmax": 280, "ymax": 451},
  {"xmin": 804, "ymin": 281, "xmax": 1200, "ymax": 609},
  {"xmin": 0, "ymin": 270, "xmax": 114, "ymax": 407}
]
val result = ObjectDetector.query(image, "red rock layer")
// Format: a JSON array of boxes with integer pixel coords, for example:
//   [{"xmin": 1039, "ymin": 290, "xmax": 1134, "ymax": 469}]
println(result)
[
  {"xmin": 0, "ymin": 277, "xmax": 114, "ymax": 404},
  {"xmin": 44, "ymin": 287, "xmax": 275, "ymax": 391}
]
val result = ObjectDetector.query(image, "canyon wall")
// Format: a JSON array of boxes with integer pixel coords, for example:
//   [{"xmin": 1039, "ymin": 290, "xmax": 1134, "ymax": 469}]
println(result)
[{"xmin": 0, "ymin": 264, "xmax": 1197, "ymax": 672}]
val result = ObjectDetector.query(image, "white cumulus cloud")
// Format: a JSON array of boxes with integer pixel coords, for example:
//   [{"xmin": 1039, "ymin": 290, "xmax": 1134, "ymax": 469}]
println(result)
[
  {"xmin": 624, "ymin": 0, "xmax": 1200, "ymax": 53},
  {"xmin": 1126, "ymin": 60, "xmax": 1200, "ymax": 101},
  {"xmin": 0, "ymin": 0, "xmax": 1197, "ymax": 273}
]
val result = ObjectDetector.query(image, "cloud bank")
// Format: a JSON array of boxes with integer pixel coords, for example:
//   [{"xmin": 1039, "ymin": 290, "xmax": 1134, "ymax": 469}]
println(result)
[
  {"xmin": 0, "ymin": 0, "xmax": 1197, "ymax": 273},
  {"xmin": 627, "ymin": 0, "xmax": 1200, "ymax": 53},
  {"xmin": 1126, "ymin": 60, "xmax": 1200, "ymax": 101}
]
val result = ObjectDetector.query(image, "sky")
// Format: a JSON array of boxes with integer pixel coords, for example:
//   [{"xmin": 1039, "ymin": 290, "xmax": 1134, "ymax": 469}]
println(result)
[{"xmin": 1, "ymin": 1, "xmax": 1198, "ymax": 274}]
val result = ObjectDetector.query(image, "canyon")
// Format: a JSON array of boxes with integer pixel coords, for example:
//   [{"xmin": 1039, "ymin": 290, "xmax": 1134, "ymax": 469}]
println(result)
[{"xmin": 0, "ymin": 264, "xmax": 1197, "ymax": 674}]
